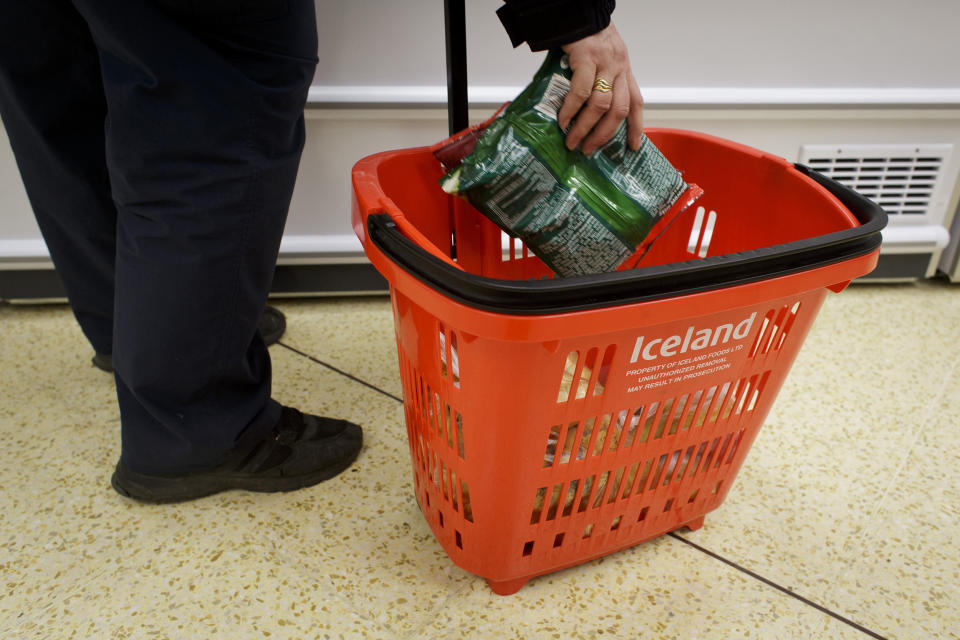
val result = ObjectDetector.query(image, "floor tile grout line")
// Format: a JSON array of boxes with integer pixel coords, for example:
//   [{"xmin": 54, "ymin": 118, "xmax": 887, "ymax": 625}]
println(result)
[
  {"xmin": 276, "ymin": 341, "xmax": 404, "ymax": 403},
  {"xmin": 667, "ymin": 532, "xmax": 889, "ymax": 640},
  {"xmin": 857, "ymin": 354, "xmax": 960, "ymax": 535}
]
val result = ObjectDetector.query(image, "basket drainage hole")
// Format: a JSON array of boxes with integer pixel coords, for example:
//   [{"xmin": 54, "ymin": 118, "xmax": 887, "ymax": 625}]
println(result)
[
  {"xmin": 553, "ymin": 533, "xmax": 565, "ymax": 548},
  {"xmin": 522, "ymin": 541, "xmax": 534, "ymax": 557},
  {"xmin": 455, "ymin": 531, "xmax": 463, "ymax": 549}
]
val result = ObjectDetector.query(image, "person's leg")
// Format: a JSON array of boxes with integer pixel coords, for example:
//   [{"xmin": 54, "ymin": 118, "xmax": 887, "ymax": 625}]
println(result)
[
  {"xmin": 71, "ymin": 0, "xmax": 355, "ymax": 478},
  {"xmin": 0, "ymin": 0, "xmax": 116, "ymax": 356}
]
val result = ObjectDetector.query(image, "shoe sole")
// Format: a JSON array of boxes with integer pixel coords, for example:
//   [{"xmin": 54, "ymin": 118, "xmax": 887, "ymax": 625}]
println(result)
[{"xmin": 111, "ymin": 449, "xmax": 360, "ymax": 504}]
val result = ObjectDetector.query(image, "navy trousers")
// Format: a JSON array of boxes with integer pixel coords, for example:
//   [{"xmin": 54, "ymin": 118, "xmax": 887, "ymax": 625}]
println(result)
[{"xmin": 0, "ymin": 0, "xmax": 318, "ymax": 473}]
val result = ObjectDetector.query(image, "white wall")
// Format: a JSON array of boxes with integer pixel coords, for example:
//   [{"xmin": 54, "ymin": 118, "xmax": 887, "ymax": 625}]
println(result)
[
  {"xmin": 314, "ymin": 0, "xmax": 960, "ymax": 88},
  {"xmin": 3, "ymin": 0, "xmax": 960, "ymax": 264}
]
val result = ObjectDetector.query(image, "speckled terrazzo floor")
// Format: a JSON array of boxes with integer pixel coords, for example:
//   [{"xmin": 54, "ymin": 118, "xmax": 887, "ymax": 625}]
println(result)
[{"xmin": 2, "ymin": 280, "xmax": 959, "ymax": 639}]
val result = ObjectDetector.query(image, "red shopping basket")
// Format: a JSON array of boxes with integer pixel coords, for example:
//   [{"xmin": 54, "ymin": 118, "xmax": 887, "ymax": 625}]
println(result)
[{"xmin": 351, "ymin": 128, "xmax": 886, "ymax": 595}]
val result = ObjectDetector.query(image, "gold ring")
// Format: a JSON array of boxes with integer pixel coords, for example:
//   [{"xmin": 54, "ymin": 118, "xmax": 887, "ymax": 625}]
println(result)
[{"xmin": 592, "ymin": 77, "xmax": 613, "ymax": 93}]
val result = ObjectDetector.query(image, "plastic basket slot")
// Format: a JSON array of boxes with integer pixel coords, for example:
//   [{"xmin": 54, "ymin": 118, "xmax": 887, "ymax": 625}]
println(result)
[
  {"xmin": 606, "ymin": 466, "xmax": 627, "ymax": 505},
  {"xmin": 733, "ymin": 380, "xmax": 752, "ymax": 416},
  {"xmin": 637, "ymin": 506, "xmax": 649, "ymax": 522},
  {"xmin": 592, "ymin": 345, "xmax": 616, "ymax": 397},
  {"xmin": 444, "ymin": 404, "xmax": 454, "ymax": 449},
  {"xmin": 438, "ymin": 327, "xmax": 461, "ymax": 388},
  {"xmin": 577, "ymin": 348, "xmax": 599, "ymax": 400},
  {"xmin": 686, "ymin": 206, "xmax": 718, "ymax": 258},
  {"xmin": 451, "ymin": 470, "xmax": 459, "ymax": 512},
  {"xmin": 713, "ymin": 433, "xmax": 735, "ymax": 470},
  {"xmin": 762, "ymin": 306, "xmax": 790, "ymax": 355},
  {"xmin": 687, "ymin": 441, "xmax": 709, "ymax": 479},
  {"xmin": 546, "ymin": 484, "xmax": 563, "ymax": 521},
  {"xmin": 666, "ymin": 394, "xmax": 691, "ymax": 437},
  {"xmin": 455, "ymin": 531, "xmax": 463, "ymax": 549},
  {"xmin": 592, "ymin": 414, "xmax": 614, "ymax": 458},
  {"xmin": 718, "ymin": 380, "xmax": 743, "ymax": 422},
  {"xmin": 557, "ymin": 421, "xmax": 576, "ymax": 464},
  {"xmin": 648, "ymin": 454, "xmax": 668, "ymax": 490},
  {"xmin": 432, "ymin": 449, "xmax": 441, "ymax": 490},
  {"xmin": 582, "ymin": 524, "xmax": 594, "ymax": 539},
  {"xmin": 662, "ymin": 449, "xmax": 684, "ymax": 487},
  {"xmin": 441, "ymin": 460, "xmax": 450, "ymax": 501},
  {"xmin": 687, "ymin": 488, "xmax": 699, "ymax": 503},
  {"xmin": 726, "ymin": 430, "xmax": 745, "ymax": 466},
  {"xmin": 750, "ymin": 301, "xmax": 802, "ymax": 358},
  {"xmin": 543, "ymin": 424, "xmax": 563, "ymax": 468},
  {"xmin": 557, "ymin": 351, "xmax": 580, "ymax": 403},
  {"xmin": 592, "ymin": 471, "xmax": 611, "ymax": 509},
  {"xmin": 460, "ymin": 479, "xmax": 474, "ymax": 522},
  {"xmin": 433, "ymin": 392, "xmax": 443, "ymax": 439},
  {"xmin": 610, "ymin": 515, "xmax": 623, "ymax": 531},
  {"xmin": 608, "ymin": 410, "xmax": 627, "ymax": 453},
  {"xmin": 639, "ymin": 402, "xmax": 659, "ymax": 443},
  {"xmin": 621, "ymin": 407, "xmax": 644, "ymax": 449},
  {"xmin": 636, "ymin": 459, "xmax": 654, "ymax": 496},
  {"xmin": 575, "ymin": 418, "xmax": 596, "ymax": 461},
  {"xmin": 775, "ymin": 302, "xmax": 802, "ymax": 351},
  {"xmin": 522, "ymin": 541, "xmax": 535, "ymax": 557},
  {"xmin": 553, "ymin": 532, "xmax": 565, "ymax": 548},
  {"xmin": 692, "ymin": 385, "xmax": 720, "ymax": 428},
  {"xmin": 663, "ymin": 498, "xmax": 675, "ymax": 513},
  {"xmin": 455, "ymin": 412, "xmax": 465, "ymax": 459},
  {"xmin": 621, "ymin": 462, "xmax": 641, "ymax": 500},
  {"xmin": 577, "ymin": 475, "xmax": 596, "ymax": 513},
  {"xmin": 674, "ymin": 445, "xmax": 696, "ymax": 480},
  {"xmin": 749, "ymin": 313, "xmax": 774, "ymax": 358},
  {"xmin": 530, "ymin": 487, "xmax": 548, "ymax": 524},
  {"xmin": 653, "ymin": 398, "xmax": 676, "ymax": 440},
  {"xmin": 562, "ymin": 480, "xmax": 580, "ymax": 517},
  {"xmin": 679, "ymin": 389, "xmax": 704, "ymax": 432},
  {"xmin": 700, "ymin": 438, "xmax": 722, "ymax": 475}
]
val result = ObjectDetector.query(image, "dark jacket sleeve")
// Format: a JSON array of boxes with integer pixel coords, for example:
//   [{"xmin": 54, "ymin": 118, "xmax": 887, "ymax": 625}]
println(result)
[{"xmin": 497, "ymin": 0, "xmax": 616, "ymax": 51}]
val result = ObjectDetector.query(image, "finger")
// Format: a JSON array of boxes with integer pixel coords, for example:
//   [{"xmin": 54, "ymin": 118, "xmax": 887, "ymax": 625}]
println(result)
[
  {"xmin": 557, "ymin": 58, "xmax": 596, "ymax": 132},
  {"xmin": 581, "ymin": 72, "xmax": 630, "ymax": 155},
  {"xmin": 564, "ymin": 69, "xmax": 616, "ymax": 151},
  {"xmin": 626, "ymin": 75, "xmax": 645, "ymax": 151}
]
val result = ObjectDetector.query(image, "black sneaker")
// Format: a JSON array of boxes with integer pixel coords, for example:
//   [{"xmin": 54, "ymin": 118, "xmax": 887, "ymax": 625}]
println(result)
[
  {"xmin": 92, "ymin": 306, "xmax": 288, "ymax": 374},
  {"xmin": 111, "ymin": 406, "xmax": 362, "ymax": 503}
]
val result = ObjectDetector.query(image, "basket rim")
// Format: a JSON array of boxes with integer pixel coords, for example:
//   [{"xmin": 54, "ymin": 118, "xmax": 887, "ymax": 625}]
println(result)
[{"xmin": 366, "ymin": 164, "xmax": 886, "ymax": 315}]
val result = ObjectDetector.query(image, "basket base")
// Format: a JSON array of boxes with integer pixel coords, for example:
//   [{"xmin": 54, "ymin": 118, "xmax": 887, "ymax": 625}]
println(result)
[
  {"xmin": 484, "ymin": 516, "xmax": 707, "ymax": 596},
  {"xmin": 486, "ymin": 577, "xmax": 530, "ymax": 596}
]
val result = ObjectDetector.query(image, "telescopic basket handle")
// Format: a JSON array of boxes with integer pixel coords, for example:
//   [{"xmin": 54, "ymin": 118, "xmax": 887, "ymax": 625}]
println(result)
[{"xmin": 444, "ymin": 0, "xmax": 469, "ymax": 135}]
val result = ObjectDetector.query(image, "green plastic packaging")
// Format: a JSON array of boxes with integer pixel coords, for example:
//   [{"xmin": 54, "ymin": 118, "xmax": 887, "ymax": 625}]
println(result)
[{"xmin": 439, "ymin": 50, "xmax": 701, "ymax": 277}]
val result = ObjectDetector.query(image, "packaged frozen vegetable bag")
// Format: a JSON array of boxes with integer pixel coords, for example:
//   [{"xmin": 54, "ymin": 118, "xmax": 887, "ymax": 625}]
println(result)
[{"xmin": 437, "ymin": 50, "xmax": 702, "ymax": 277}]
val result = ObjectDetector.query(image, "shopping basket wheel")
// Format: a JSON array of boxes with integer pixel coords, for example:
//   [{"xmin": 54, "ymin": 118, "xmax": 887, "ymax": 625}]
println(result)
[
  {"xmin": 486, "ymin": 577, "xmax": 529, "ymax": 596},
  {"xmin": 682, "ymin": 516, "xmax": 705, "ymax": 532}
]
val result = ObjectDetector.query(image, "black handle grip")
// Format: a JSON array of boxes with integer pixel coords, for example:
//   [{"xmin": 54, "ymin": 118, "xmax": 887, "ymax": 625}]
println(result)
[{"xmin": 367, "ymin": 166, "xmax": 886, "ymax": 315}]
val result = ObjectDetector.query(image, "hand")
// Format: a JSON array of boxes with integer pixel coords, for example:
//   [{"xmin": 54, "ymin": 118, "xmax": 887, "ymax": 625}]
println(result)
[{"xmin": 557, "ymin": 22, "xmax": 644, "ymax": 155}]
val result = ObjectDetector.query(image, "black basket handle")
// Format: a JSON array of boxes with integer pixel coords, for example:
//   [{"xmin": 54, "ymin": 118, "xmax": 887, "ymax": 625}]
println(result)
[
  {"xmin": 366, "ymin": 165, "xmax": 886, "ymax": 315},
  {"xmin": 444, "ymin": 0, "xmax": 469, "ymax": 135}
]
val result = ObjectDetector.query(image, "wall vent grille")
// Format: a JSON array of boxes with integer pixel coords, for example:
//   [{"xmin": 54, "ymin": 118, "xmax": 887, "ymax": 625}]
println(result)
[{"xmin": 799, "ymin": 144, "xmax": 952, "ymax": 218}]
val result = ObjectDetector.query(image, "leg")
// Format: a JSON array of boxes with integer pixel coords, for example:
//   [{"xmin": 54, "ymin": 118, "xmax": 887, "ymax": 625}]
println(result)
[
  {"xmin": 74, "ymin": 0, "xmax": 318, "ymax": 473},
  {"xmin": 0, "ymin": 0, "xmax": 116, "ymax": 355}
]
